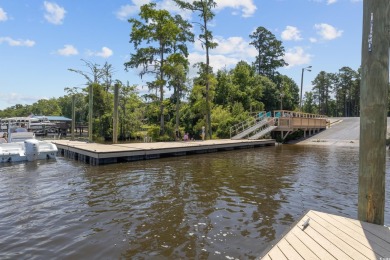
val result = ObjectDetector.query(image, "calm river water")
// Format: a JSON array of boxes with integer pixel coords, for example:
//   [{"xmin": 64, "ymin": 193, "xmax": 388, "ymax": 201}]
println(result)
[{"xmin": 0, "ymin": 144, "xmax": 389, "ymax": 259}]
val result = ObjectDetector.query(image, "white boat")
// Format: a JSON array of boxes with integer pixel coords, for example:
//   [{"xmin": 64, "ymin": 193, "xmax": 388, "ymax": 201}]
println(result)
[{"xmin": 0, "ymin": 132, "xmax": 58, "ymax": 163}]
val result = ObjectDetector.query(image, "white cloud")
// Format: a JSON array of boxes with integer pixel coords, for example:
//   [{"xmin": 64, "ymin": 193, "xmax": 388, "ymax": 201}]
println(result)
[
  {"xmin": 0, "ymin": 92, "xmax": 44, "ymax": 107},
  {"xmin": 188, "ymin": 36, "xmax": 257, "ymax": 76},
  {"xmin": 116, "ymin": 4, "xmax": 141, "ymax": 20},
  {"xmin": 116, "ymin": 0, "xmax": 256, "ymax": 20},
  {"xmin": 0, "ymin": 37, "xmax": 35, "ymax": 47},
  {"xmin": 309, "ymin": 37, "xmax": 317, "ymax": 43},
  {"xmin": 327, "ymin": 0, "xmax": 337, "ymax": 4},
  {"xmin": 188, "ymin": 52, "xmax": 239, "ymax": 77},
  {"xmin": 115, "ymin": 0, "xmax": 152, "ymax": 21},
  {"xmin": 87, "ymin": 47, "xmax": 113, "ymax": 58},
  {"xmin": 116, "ymin": 0, "xmax": 192, "ymax": 21},
  {"xmin": 57, "ymin": 44, "xmax": 78, "ymax": 56},
  {"xmin": 215, "ymin": 0, "xmax": 257, "ymax": 17},
  {"xmin": 194, "ymin": 36, "xmax": 256, "ymax": 59},
  {"xmin": 0, "ymin": 7, "xmax": 8, "ymax": 22},
  {"xmin": 281, "ymin": 26, "xmax": 303, "ymax": 41},
  {"xmin": 159, "ymin": 0, "xmax": 192, "ymax": 18},
  {"xmin": 284, "ymin": 46, "xmax": 313, "ymax": 68},
  {"xmin": 44, "ymin": 1, "xmax": 66, "ymax": 25},
  {"xmin": 314, "ymin": 23, "xmax": 343, "ymax": 40}
]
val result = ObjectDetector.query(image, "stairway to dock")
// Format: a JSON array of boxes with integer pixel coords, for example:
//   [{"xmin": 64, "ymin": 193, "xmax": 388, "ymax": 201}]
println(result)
[{"xmin": 230, "ymin": 112, "xmax": 276, "ymax": 140}]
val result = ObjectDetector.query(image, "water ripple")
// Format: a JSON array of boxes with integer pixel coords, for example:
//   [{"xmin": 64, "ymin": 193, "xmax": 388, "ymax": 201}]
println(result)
[{"xmin": 0, "ymin": 146, "xmax": 389, "ymax": 259}]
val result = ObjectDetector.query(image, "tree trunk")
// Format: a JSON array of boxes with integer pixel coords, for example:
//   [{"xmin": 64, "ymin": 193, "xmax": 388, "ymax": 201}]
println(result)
[
  {"xmin": 175, "ymin": 86, "xmax": 180, "ymax": 139},
  {"xmin": 204, "ymin": 16, "xmax": 212, "ymax": 140},
  {"xmin": 160, "ymin": 46, "xmax": 165, "ymax": 135}
]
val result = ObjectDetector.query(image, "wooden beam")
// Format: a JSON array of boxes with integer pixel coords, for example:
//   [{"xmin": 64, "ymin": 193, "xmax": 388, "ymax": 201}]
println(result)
[
  {"xmin": 113, "ymin": 83, "xmax": 119, "ymax": 144},
  {"xmin": 358, "ymin": 0, "xmax": 389, "ymax": 225}
]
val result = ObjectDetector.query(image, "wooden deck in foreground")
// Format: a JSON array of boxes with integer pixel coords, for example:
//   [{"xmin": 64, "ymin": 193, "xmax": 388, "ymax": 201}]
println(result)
[
  {"xmin": 259, "ymin": 210, "xmax": 390, "ymax": 260},
  {"xmin": 52, "ymin": 139, "xmax": 275, "ymax": 165}
]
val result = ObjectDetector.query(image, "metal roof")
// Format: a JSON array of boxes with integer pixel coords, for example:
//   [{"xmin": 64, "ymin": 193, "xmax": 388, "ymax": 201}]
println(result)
[{"xmin": 45, "ymin": 116, "xmax": 72, "ymax": 122}]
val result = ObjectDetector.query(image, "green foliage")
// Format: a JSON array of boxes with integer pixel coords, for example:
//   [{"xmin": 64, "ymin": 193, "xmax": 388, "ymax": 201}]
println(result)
[
  {"xmin": 250, "ymin": 26, "xmax": 288, "ymax": 77},
  {"xmin": 211, "ymin": 105, "xmax": 233, "ymax": 138},
  {"xmin": 305, "ymin": 66, "xmax": 360, "ymax": 116},
  {"xmin": 125, "ymin": 3, "xmax": 193, "ymax": 135},
  {"xmin": 145, "ymin": 125, "xmax": 159, "ymax": 139},
  {"xmin": 31, "ymin": 98, "xmax": 61, "ymax": 115},
  {"xmin": 118, "ymin": 81, "xmax": 144, "ymax": 140},
  {"xmin": 0, "ymin": 104, "xmax": 31, "ymax": 118},
  {"xmin": 302, "ymin": 92, "xmax": 316, "ymax": 114},
  {"xmin": 174, "ymin": 0, "xmax": 217, "ymax": 139}
]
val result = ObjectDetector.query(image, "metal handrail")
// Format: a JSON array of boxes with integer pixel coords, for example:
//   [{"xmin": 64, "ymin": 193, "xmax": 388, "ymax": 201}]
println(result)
[{"xmin": 230, "ymin": 111, "xmax": 270, "ymax": 138}]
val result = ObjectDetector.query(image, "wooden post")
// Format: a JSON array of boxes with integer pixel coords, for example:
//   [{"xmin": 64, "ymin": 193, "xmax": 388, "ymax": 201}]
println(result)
[
  {"xmin": 71, "ymin": 95, "xmax": 75, "ymax": 141},
  {"xmin": 88, "ymin": 84, "xmax": 93, "ymax": 142},
  {"xmin": 113, "ymin": 83, "xmax": 119, "ymax": 144},
  {"xmin": 358, "ymin": 0, "xmax": 389, "ymax": 225}
]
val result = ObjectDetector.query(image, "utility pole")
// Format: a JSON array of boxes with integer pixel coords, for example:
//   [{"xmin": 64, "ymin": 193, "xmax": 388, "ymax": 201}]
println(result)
[
  {"xmin": 358, "ymin": 0, "xmax": 389, "ymax": 225},
  {"xmin": 300, "ymin": 66, "xmax": 312, "ymax": 111}
]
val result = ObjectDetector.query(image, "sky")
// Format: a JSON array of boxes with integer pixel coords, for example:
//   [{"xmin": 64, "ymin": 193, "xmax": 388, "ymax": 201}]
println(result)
[{"xmin": 0, "ymin": 0, "xmax": 363, "ymax": 110}]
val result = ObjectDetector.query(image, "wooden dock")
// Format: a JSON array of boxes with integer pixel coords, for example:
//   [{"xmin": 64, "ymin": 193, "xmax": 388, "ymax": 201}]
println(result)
[
  {"xmin": 52, "ymin": 139, "xmax": 275, "ymax": 165},
  {"xmin": 259, "ymin": 210, "xmax": 390, "ymax": 260}
]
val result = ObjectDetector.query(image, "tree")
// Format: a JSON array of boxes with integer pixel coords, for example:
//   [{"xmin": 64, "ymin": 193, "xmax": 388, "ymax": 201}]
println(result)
[
  {"xmin": 31, "ymin": 98, "xmax": 61, "ymax": 115},
  {"xmin": 68, "ymin": 59, "xmax": 107, "ymax": 85},
  {"xmin": 125, "ymin": 3, "xmax": 192, "ymax": 135},
  {"xmin": 189, "ymin": 62, "xmax": 217, "ymax": 136},
  {"xmin": 258, "ymin": 76, "xmax": 279, "ymax": 111},
  {"xmin": 311, "ymin": 71, "xmax": 333, "ymax": 115},
  {"xmin": 117, "ymin": 81, "xmax": 143, "ymax": 140},
  {"xmin": 165, "ymin": 55, "xmax": 189, "ymax": 139},
  {"xmin": 249, "ymin": 26, "xmax": 288, "ymax": 77},
  {"xmin": 333, "ymin": 66, "xmax": 359, "ymax": 117},
  {"xmin": 165, "ymin": 14, "xmax": 194, "ymax": 139},
  {"xmin": 302, "ymin": 92, "xmax": 316, "ymax": 114},
  {"xmin": 69, "ymin": 60, "xmax": 116, "ymax": 141},
  {"xmin": 215, "ymin": 61, "xmax": 264, "ymax": 112},
  {"xmin": 174, "ymin": 0, "xmax": 218, "ymax": 139},
  {"xmin": 275, "ymin": 75, "xmax": 300, "ymax": 111}
]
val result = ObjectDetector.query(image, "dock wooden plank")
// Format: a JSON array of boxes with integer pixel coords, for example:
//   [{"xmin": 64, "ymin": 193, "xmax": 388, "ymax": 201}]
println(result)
[
  {"xmin": 310, "ymin": 211, "xmax": 381, "ymax": 259},
  {"xmin": 259, "ymin": 254, "xmax": 272, "ymax": 260},
  {"xmin": 290, "ymin": 228, "xmax": 336, "ymax": 260},
  {"xmin": 317, "ymin": 211, "xmax": 390, "ymax": 256},
  {"xmin": 284, "ymin": 232, "xmax": 320, "ymax": 260},
  {"xmin": 260, "ymin": 210, "xmax": 390, "ymax": 260},
  {"xmin": 267, "ymin": 245, "xmax": 288, "ymax": 260},
  {"xmin": 307, "ymin": 211, "xmax": 372, "ymax": 259},
  {"xmin": 304, "ymin": 213, "xmax": 359, "ymax": 260},
  {"xmin": 277, "ymin": 239, "xmax": 304, "ymax": 260},
  {"xmin": 321, "ymin": 210, "xmax": 390, "ymax": 243},
  {"xmin": 346, "ymin": 217, "xmax": 390, "ymax": 243}
]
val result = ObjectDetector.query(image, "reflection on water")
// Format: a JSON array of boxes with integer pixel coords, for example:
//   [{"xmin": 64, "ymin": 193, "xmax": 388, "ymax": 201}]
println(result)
[{"xmin": 0, "ymin": 145, "xmax": 389, "ymax": 259}]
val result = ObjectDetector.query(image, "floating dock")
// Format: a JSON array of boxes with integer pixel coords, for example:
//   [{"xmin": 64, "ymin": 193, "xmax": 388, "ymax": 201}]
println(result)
[
  {"xmin": 52, "ymin": 139, "xmax": 275, "ymax": 165},
  {"xmin": 259, "ymin": 210, "xmax": 390, "ymax": 260}
]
